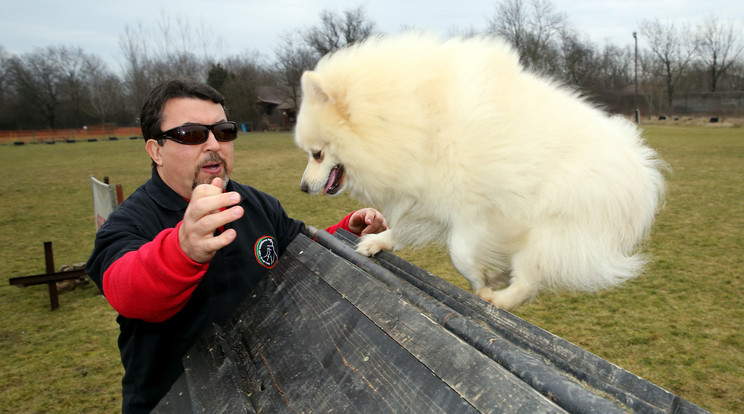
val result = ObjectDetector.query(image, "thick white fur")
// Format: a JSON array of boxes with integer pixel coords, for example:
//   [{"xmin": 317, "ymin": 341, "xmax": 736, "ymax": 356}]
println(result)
[{"xmin": 295, "ymin": 34, "xmax": 666, "ymax": 311}]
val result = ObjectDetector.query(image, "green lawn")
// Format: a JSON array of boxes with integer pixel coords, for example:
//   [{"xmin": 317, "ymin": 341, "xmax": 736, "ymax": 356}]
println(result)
[{"xmin": 0, "ymin": 126, "xmax": 741, "ymax": 413}]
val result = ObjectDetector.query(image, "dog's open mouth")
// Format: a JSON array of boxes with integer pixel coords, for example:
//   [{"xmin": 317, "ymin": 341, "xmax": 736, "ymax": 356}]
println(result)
[{"xmin": 323, "ymin": 165, "xmax": 345, "ymax": 195}]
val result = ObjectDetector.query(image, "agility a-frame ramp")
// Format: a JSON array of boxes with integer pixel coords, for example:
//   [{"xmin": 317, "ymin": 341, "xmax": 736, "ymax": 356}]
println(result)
[{"xmin": 154, "ymin": 229, "xmax": 709, "ymax": 414}]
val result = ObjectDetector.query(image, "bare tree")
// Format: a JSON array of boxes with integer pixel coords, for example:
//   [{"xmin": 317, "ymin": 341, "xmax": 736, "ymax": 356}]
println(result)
[
  {"xmin": 595, "ymin": 44, "xmax": 634, "ymax": 92},
  {"xmin": 488, "ymin": 0, "xmax": 528, "ymax": 50},
  {"xmin": 0, "ymin": 46, "xmax": 7, "ymax": 99},
  {"xmin": 153, "ymin": 11, "xmax": 223, "ymax": 64},
  {"xmin": 560, "ymin": 32, "xmax": 598, "ymax": 90},
  {"xmin": 302, "ymin": 5, "xmax": 376, "ymax": 57},
  {"xmin": 219, "ymin": 51, "xmax": 270, "ymax": 127},
  {"xmin": 0, "ymin": 48, "xmax": 8, "ymax": 104},
  {"xmin": 274, "ymin": 33, "xmax": 321, "ymax": 111},
  {"xmin": 283, "ymin": 4, "xmax": 376, "ymax": 104},
  {"xmin": 54, "ymin": 46, "xmax": 101, "ymax": 127},
  {"xmin": 640, "ymin": 18, "xmax": 698, "ymax": 109},
  {"xmin": 0, "ymin": 46, "xmax": 17, "ymax": 128},
  {"xmin": 696, "ymin": 16, "xmax": 744, "ymax": 92},
  {"xmin": 586, "ymin": 42, "xmax": 636, "ymax": 112},
  {"xmin": 5, "ymin": 47, "xmax": 65, "ymax": 128},
  {"xmin": 637, "ymin": 48, "xmax": 669, "ymax": 116},
  {"xmin": 118, "ymin": 13, "xmax": 222, "ymax": 118},
  {"xmin": 2, "ymin": 45, "xmax": 122, "ymax": 129},
  {"xmin": 86, "ymin": 60, "xmax": 125, "ymax": 128},
  {"xmin": 487, "ymin": 0, "xmax": 567, "ymax": 74},
  {"xmin": 119, "ymin": 23, "xmax": 155, "ymax": 118},
  {"xmin": 722, "ymin": 60, "xmax": 744, "ymax": 90}
]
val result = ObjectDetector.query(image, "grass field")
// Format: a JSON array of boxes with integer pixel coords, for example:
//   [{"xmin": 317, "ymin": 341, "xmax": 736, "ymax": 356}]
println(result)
[{"xmin": 0, "ymin": 125, "xmax": 741, "ymax": 413}]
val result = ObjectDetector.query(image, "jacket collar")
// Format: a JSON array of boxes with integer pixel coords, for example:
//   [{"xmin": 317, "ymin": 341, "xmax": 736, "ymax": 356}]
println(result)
[
  {"xmin": 145, "ymin": 168, "xmax": 189, "ymax": 212},
  {"xmin": 145, "ymin": 168, "xmax": 236, "ymax": 211}
]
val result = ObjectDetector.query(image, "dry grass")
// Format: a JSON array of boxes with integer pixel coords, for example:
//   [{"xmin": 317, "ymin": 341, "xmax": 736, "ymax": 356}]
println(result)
[{"xmin": 0, "ymin": 125, "xmax": 740, "ymax": 413}]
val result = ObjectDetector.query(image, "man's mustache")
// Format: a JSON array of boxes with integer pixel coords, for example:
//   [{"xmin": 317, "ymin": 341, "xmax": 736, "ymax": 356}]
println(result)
[
  {"xmin": 198, "ymin": 152, "xmax": 226, "ymax": 169},
  {"xmin": 192, "ymin": 152, "xmax": 229, "ymax": 190}
]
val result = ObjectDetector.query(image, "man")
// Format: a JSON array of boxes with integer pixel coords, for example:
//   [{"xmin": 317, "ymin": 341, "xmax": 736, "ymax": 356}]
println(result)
[{"xmin": 86, "ymin": 78, "xmax": 387, "ymax": 413}]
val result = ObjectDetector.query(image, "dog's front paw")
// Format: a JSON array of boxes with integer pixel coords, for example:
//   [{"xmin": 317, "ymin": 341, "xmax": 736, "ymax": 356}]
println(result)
[{"xmin": 355, "ymin": 231, "xmax": 394, "ymax": 256}]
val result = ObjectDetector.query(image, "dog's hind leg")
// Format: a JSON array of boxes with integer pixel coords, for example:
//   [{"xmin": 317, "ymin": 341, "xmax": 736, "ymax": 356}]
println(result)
[
  {"xmin": 446, "ymin": 231, "xmax": 491, "ymax": 295},
  {"xmin": 448, "ymin": 223, "xmax": 531, "ymax": 309},
  {"xmin": 449, "ymin": 253, "xmax": 534, "ymax": 311},
  {"xmin": 480, "ymin": 249, "xmax": 542, "ymax": 311},
  {"xmin": 477, "ymin": 280, "xmax": 538, "ymax": 311}
]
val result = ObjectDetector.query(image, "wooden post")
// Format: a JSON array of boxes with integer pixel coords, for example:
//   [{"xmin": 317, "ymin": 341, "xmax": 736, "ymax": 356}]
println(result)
[
  {"xmin": 43, "ymin": 241, "xmax": 60, "ymax": 311},
  {"xmin": 104, "ymin": 176, "xmax": 124, "ymax": 205},
  {"xmin": 115, "ymin": 184, "xmax": 124, "ymax": 205}
]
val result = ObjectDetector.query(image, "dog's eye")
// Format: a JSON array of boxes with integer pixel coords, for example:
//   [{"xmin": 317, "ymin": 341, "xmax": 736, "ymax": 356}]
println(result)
[{"xmin": 312, "ymin": 151, "xmax": 323, "ymax": 161}]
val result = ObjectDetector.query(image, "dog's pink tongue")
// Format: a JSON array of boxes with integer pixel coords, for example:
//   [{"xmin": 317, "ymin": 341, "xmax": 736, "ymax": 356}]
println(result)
[{"xmin": 324, "ymin": 168, "xmax": 339, "ymax": 194}]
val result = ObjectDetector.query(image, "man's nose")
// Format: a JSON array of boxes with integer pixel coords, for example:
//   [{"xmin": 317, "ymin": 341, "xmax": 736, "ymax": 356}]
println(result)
[{"xmin": 204, "ymin": 132, "xmax": 221, "ymax": 149}]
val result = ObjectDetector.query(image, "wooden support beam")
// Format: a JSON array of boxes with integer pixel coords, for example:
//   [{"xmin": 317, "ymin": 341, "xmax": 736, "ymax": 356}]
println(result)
[
  {"xmin": 9, "ymin": 269, "xmax": 88, "ymax": 287},
  {"xmin": 44, "ymin": 241, "xmax": 58, "ymax": 310},
  {"xmin": 8, "ymin": 241, "xmax": 88, "ymax": 310}
]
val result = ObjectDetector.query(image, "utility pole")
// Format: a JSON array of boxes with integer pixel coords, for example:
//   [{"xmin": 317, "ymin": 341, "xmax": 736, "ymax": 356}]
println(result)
[{"xmin": 633, "ymin": 32, "xmax": 640, "ymax": 125}]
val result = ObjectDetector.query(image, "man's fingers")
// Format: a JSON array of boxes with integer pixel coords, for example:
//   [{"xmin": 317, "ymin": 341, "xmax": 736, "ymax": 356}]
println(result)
[
  {"xmin": 179, "ymin": 206, "xmax": 243, "ymax": 263},
  {"xmin": 347, "ymin": 208, "xmax": 389, "ymax": 236},
  {"xmin": 186, "ymin": 191, "xmax": 241, "ymax": 226},
  {"xmin": 202, "ymin": 228, "xmax": 238, "ymax": 252},
  {"xmin": 179, "ymin": 185, "xmax": 243, "ymax": 263},
  {"xmin": 191, "ymin": 205, "xmax": 244, "ymax": 236},
  {"xmin": 210, "ymin": 176, "xmax": 224, "ymax": 189},
  {"xmin": 360, "ymin": 209, "xmax": 388, "ymax": 235},
  {"xmin": 191, "ymin": 179, "xmax": 224, "ymax": 199},
  {"xmin": 209, "ymin": 206, "xmax": 244, "ymax": 232}
]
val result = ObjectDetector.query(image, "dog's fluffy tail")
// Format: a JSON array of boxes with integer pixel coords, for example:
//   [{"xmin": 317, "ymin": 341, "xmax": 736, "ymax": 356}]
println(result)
[{"xmin": 515, "ymin": 222, "xmax": 651, "ymax": 293}]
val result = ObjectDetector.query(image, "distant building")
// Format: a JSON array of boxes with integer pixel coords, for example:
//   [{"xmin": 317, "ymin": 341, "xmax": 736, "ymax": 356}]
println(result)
[{"xmin": 256, "ymin": 86, "xmax": 298, "ymax": 131}]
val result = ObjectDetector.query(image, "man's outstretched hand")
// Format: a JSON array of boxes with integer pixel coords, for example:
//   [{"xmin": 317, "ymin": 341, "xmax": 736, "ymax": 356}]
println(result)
[
  {"xmin": 179, "ymin": 177, "xmax": 244, "ymax": 263},
  {"xmin": 348, "ymin": 208, "xmax": 388, "ymax": 236}
]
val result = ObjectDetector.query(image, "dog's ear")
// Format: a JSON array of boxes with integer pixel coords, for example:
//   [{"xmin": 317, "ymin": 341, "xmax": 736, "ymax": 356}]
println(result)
[{"xmin": 301, "ymin": 71, "xmax": 332, "ymax": 104}]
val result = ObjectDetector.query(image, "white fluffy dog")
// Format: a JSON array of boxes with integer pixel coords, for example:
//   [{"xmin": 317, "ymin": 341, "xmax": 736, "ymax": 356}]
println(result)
[{"xmin": 295, "ymin": 34, "xmax": 666, "ymax": 311}]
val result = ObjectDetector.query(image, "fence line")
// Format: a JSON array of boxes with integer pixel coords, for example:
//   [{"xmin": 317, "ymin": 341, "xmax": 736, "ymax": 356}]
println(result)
[{"xmin": 0, "ymin": 127, "xmax": 141, "ymax": 143}]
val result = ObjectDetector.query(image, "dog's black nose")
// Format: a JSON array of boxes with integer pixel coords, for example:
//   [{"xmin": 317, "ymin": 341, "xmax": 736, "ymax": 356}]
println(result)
[{"xmin": 300, "ymin": 183, "xmax": 309, "ymax": 193}]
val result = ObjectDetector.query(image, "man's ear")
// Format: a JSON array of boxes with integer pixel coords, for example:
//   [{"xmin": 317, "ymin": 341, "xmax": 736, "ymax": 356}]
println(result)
[
  {"xmin": 301, "ymin": 71, "xmax": 332, "ymax": 104},
  {"xmin": 145, "ymin": 140, "xmax": 163, "ymax": 166}
]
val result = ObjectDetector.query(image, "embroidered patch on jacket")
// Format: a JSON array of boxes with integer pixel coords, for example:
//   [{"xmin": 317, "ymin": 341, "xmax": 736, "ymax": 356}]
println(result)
[{"xmin": 254, "ymin": 236, "xmax": 278, "ymax": 268}]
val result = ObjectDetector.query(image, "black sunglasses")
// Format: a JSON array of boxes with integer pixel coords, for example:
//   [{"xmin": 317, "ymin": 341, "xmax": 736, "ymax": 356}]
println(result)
[{"xmin": 158, "ymin": 121, "xmax": 239, "ymax": 145}]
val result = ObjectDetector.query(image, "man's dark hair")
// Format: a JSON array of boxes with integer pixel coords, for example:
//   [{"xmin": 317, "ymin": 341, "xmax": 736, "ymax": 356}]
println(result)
[{"xmin": 140, "ymin": 78, "xmax": 227, "ymax": 142}]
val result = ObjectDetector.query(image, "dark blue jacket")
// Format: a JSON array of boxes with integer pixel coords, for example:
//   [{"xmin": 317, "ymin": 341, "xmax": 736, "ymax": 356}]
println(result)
[{"xmin": 86, "ymin": 169, "xmax": 305, "ymax": 413}]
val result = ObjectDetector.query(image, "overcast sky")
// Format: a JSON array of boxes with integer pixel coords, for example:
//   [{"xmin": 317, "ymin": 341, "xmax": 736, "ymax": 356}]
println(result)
[{"xmin": 2, "ymin": 0, "xmax": 742, "ymax": 71}]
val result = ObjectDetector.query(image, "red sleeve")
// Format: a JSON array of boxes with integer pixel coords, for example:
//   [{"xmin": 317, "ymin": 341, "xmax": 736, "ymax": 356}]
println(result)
[
  {"xmin": 325, "ymin": 212, "xmax": 357, "ymax": 235},
  {"xmin": 102, "ymin": 221, "xmax": 209, "ymax": 323}
]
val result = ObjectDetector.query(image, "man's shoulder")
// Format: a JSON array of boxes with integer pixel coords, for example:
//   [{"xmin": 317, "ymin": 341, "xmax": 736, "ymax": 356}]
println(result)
[
  {"xmin": 107, "ymin": 179, "xmax": 179, "ymax": 225},
  {"xmin": 118, "ymin": 180, "xmax": 160, "ymax": 212}
]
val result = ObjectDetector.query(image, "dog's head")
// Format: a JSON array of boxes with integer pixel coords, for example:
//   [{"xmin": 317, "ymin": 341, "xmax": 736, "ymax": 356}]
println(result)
[{"xmin": 295, "ymin": 71, "xmax": 348, "ymax": 196}]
